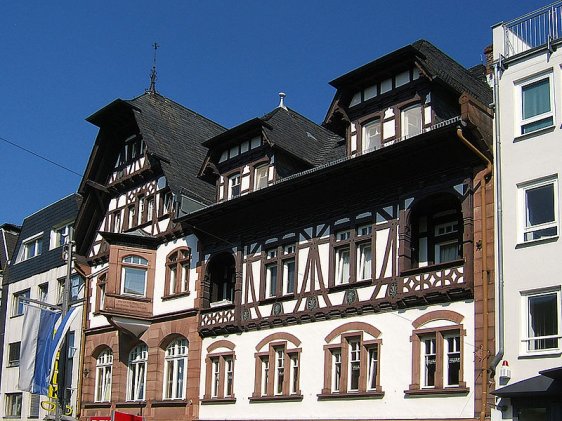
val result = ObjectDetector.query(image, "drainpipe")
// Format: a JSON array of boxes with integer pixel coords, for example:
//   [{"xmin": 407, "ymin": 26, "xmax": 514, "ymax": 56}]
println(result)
[
  {"xmin": 489, "ymin": 61, "xmax": 505, "ymax": 375},
  {"xmin": 455, "ymin": 127, "xmax": 492, "ymax": 421}
]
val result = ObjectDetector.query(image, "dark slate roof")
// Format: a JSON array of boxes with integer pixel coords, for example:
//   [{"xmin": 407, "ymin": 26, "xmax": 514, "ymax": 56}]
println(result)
[
  {"xmin": 412, "ymin": 40, "xmax": 492, "ymax": 106},
  {"xmin": 0, "ymin": 224, "xmax": 20, "ymax": 271},
  {"xmin": 6, "ymin": 194, "xmax": 82, "ymax": 284},
  {"xmin": 329, "ymin": 39, "xmax": 492, "ymax": 107},
  {"xmin": 127, "ymin": 93, "xmax": 226, "ymax": 204},
  {"xmin": 260, "ymin": 107, "xmax": 345, "ymax": 166}
]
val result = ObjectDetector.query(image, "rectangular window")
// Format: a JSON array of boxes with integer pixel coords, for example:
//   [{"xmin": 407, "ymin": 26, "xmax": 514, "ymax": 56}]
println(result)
[
  {"xmin": 290, "ymin": 354, "xmax": 299, "ymax": 394},
  {"xmin": 8, "ymin": 342, "xmax": 20, "ymax": 367},
  {"xmin": 5, "ymin": 393, "xmax": 22, "ymax": 417},
  {"xmin": 51, "ymin": 223, "xmax": 72, "ymax": 249},
  {"xmin": 445, "ymin": 335, "xmax": 461, "ymax": 386},
  {"xmin": 12, "ymin": 290, "xmax": 30, "ymax": 317},
  {"xmin": 211, "ymin": 358, "xmax": 220, "ymax": 397},
  {"xmin": 283, "ymin": 258, "xmax": 295, "ymax": 294},
  {"xmin": 367, "ymin": 345, "xmax": 378, "ymax": 390},
  {"xmin": 524, "ymin": 290, "xmax": 560, "ymax": 352},
  {"xmin": 266, "ymin": 263, "xmax": 278, "ymax": 298},
  {"xmin": 254, "ymin": 165, "xmax": 269, "ymax": 191},
  {"xmin": 520, "ymin": 74, "xmax": 554, "ymax": 134},
  {"xmin": 332, "ymin": 350, "xmax": 342, "ymax": 392},
  {"xmin": 38, "ymin": 283, "xmax": 48, "ymax": 303},
  {"xmin": 357, "ymin": 242, "xmax": 372, "ymax": 281},
  {"xmin": 362, "ymin": 119, "xmax": 381, "ymax": 153},
  {"xmin": 519, "ymin": 177, "xmax": 558, "ymax": 242},
  {"xmin": 274, "ymin": 348, "xmax": 285, "ymax": 395},
  {"xmin": 335, "ymin": 246, "xmax": 350, "ymax": 285},
  {"xmin": 401, "ymin": 104, "xmax": 423, "ymax": 139},
  {"xmin": 261, "ymin": 357, "xmax": 269, "ymax": 396},
  {"xmin": 29, "ymin": 394, "xmax": 40, "ymax": 418},
  {"xmin": 228, "ymin": 174, "xmax": 241, "ymax": 199},
  {"xmin": 348, "ymin": 339, "xmax": 361, "ymax": 391},
  {"xmin": 225, "ymin": 356, "xmax": 234, "ymax": 397},
  {"xmin": 22, "ymin": 236, "xmax": 43, "ymax": 261},
  {"xmin": 422, "ymin": 337, "xmax": 436, "ymax": 388}
]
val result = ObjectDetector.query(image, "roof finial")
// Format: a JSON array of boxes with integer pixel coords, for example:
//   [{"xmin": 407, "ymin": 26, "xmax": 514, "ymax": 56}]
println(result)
[
  {"xmin": 278, "ymin": 92, "xmax": 287, "ymax": 110},
  {"xmin": 148, "ymin": 42, "xmax": 159, "ymax": 94}
]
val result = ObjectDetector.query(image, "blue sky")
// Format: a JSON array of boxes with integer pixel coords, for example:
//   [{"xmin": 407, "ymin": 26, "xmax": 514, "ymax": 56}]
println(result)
[{"xmin": 0, "ymin": 0, "xmax": 549, "ymax": 226}]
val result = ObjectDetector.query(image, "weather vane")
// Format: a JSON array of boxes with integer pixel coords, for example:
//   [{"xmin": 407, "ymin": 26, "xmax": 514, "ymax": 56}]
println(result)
[{"xmin": 148, "ymin": 42, "xmax": 159, "ymax": 93}]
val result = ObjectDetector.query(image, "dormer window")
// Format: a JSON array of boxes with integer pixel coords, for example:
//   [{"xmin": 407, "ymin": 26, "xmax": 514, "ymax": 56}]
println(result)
[
  {"xmin": 401, "ymin": 104, "xmax": 423, "ymax": 139},
  {"xmin": 361, "ymin": 119, "xmax": 381, "ymax": 153},
  {"xmin": 228, "ymin": 174, "xmax": 241, "ymax": 199}
]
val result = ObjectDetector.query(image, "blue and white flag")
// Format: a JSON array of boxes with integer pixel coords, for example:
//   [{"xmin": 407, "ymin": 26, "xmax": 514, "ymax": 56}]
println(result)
[{"xmin": 18, "ymin": 306, "xmax": 78, "ymax": 395}]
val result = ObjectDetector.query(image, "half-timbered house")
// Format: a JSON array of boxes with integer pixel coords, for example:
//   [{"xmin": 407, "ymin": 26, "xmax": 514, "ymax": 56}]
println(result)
[
  {"xmin": 75, "ymin": 93, "xmax": 225, "ymax": 421},
  {"xmin": 189, "ymin": 40, "xmax": 495, "ymax": 421}
]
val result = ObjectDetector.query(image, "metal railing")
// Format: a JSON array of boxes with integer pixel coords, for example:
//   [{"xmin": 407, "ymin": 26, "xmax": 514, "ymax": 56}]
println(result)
[{"xmin": 504, "ymin": 2, "xmax": 562, "ymax": 58}]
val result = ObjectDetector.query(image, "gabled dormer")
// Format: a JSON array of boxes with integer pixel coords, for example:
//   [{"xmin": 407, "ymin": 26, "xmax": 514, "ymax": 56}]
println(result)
[
  {"xmin": 75, "ymin": 92, "xmax": 225, "ymax": 260},
  {"xmin": 324, "ymin": 40, "xmax": 493, "ymax": 157},
  {"xmin": 199, "ymin": 98, "xmax": 344, "ymax": 203}
]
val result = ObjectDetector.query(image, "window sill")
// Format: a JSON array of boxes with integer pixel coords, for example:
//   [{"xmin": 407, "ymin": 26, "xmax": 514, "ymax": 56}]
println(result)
[
  {"xmin": 162, "ymin": 291, "xmax": 191, "ymax": 301},
  {"xmin": 107, "ymin": 293, "xmax": 151, "ymax": 303},
  {"xmin": 82, "ymin": 402, "xmax": 112, "ymax": 409},
  {"xmin": 317, "ymin": 391, "xmax": 384, "ymax": 400},
  {"xmin": 259, "ymin": 294, "xmax": 295, "ymax": 305},
  {"xmin": 518, "ymin": 350, "xmax": 562, "ymax": 359},
  {"xmin": 201, "ymin": 397, "xmax": 236, "ymax": 405},
  {"xmin": 513, "ymin": 124, "xmax": 555, "ymax": 142},
  {"xmin": 404, "ymin": 387, "xmax": 469, "ymax": 396},
  {"xmin": 6, "ymin": 364, "xmax": 19, "ymax": 368},
  {"xmin": 328, "ymin": 279, "xmax": 372, "ymax": 292},
  {"xmin": 400, "ymin": 259, "xmax": 464, "ymax": 276},
  {"xmin": 151, "ymin": 399, "xmax": 188, "ymax": 407},
  {"xmin": 9, "ymin": 314, "xmax": 23, "ymax": 319},
  {"xmin": 515, "ymin": 235, "xmax": 558, "ymax": 249},
  {"xmin": 249, "ymin": 394, "xmax": 303, "ymax": 403},
  {"xmin": 209, "ymin": 300, "xmax": 234, "ymax": 309},
  {"xmin": 115, "ymin": 401, "xmax": 146, "ymax": 408}
]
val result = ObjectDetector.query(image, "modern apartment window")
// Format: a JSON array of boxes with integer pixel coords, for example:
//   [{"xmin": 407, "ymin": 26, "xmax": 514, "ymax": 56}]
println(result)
[
  {"xmin": 127, "ymin": 344, "xmax": 148, "ymax": 401},
  {"xmin": 22, "ymin": 236, "xmax": 43, "ymax": 261},
  {"xmin": 95, "ymin": 349, "xmax": 113, "ymax": 402},
  {"xmin": 361, "ymin": 119, "xmax": 381, "ymax": 153},
  {"xmin": 165, "ymin": 248, "xmax": 191, "ymax": 296},
  {"xmin": 523, "ymin": 290, "xmax": 560, "ymax": 352},
  {"xmin": 323, "ymin": 334, "xmax": 381, "ymax": 395},
  {"xmin": 254, "ymin": 165, "xmax": 269, "ymax": 191},
  {"xmin": 8, "ymin": 342, "xmax": 20, "ymax": 367},
  {"xmin": 29, "ymin": 394, "xmax": 40, "ymax": 418},
  {"xmin": 262, "ymin": 245, "xmax": 296, "ymax": 298},
  {"xmin": 12, "ymin": 290, "xmax": 30, "ymax": 317},
  {"xmin": 5, "ymin": 393, "xmax": 22, "ymax": 418},
  {"xmin": 38, "ymin": 283, "xmax": 48, "ymax": 303},
  {"xmin": 401, "ymin": 104, "xmax": 423, "ymax": 139},
  {"xmin": 121, "ymin": 255, "xmax": 148, "ymax": 296},
  {"xmin": 519, "ymin": 177, "xmax": 558, "ymax": 242},
  {"xmin": 519, "ymin": 73, "xmax": 554, "ymax": 134},
  {"xmin": 163, "ymin": 338, "xmax": 188, "ymax": 400},
  {"xmin": 228, "ymin": 174, "xmax": 241, "ymax": 199},
  {"xmin": 254, "ymin": 339, "xmax": 301, "ymax": 399}
]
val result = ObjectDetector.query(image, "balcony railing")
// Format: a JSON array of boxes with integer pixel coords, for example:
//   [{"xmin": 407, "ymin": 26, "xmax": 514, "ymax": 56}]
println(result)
[{"xmin": 503, "ymin": 2, "xmax": 562, "ymax": 58}]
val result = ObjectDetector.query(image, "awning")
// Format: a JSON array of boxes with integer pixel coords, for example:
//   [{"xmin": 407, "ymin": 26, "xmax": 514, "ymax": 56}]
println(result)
[{"xmin": 493, "ymin": 367, "xmax": 562, "ymax": 398}]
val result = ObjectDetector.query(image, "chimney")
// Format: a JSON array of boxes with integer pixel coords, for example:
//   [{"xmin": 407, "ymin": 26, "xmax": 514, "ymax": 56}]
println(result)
[{"xmin": 484, "ymin": 44, "xmax": 494, "ymax": 76}]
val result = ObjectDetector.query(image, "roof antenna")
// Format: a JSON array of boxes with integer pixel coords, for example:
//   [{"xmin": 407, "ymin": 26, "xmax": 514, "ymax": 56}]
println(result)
[
  {"xmin": 148, "ymin": 42, "xmax": 159, "ymax": 94},
  {"xmin": 278, "ymin": 92, "xmax": 287, "ymax": 110}
]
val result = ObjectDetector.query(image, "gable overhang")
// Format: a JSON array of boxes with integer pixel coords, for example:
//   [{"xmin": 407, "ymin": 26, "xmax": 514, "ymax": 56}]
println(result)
[{"xmin": 100, "ymin": 231, "xmax": 160, "ymax": 250}]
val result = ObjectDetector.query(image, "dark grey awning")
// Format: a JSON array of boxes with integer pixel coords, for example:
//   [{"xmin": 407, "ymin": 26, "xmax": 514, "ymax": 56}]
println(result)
[{"xmin": 493, "ymin": 369, "xmax": 562, "ymax": 398}]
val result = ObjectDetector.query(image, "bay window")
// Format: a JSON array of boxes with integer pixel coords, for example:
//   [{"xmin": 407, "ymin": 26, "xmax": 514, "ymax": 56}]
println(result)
[{"xmin": 121, "ymin": 255, "xmax": 148, "ymax": 296}]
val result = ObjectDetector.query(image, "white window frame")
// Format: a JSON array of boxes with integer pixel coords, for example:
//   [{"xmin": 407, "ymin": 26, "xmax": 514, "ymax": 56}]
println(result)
[
  {"xmin": 228, "ymin": 174, "xmax": 241, "ymax": 199},
  {"xmin": 50, "ymin": 222, "xmax": 72, "ymax": 249},
  {"xmin": 422, "ymin": 336, "xmax": 437, "ymax": 388},
  {"xmin": 331, "ymin": 350, "xmax": 342, "ymax": 392},
  {"xmin": 17, "ymin": 233, "xmax": 43, "ymax": 263},
  {"xmin": 518, "ymin": 176, "xmax": 559, "ymax": 244},
  {"xmin": 254, "ymin": 165, "xmax": 269, "ymax": 191},
  {"xmin": 401, "ymin": 103, "xmax": 423, "ymax": 139},
  {"xmin": 361, "ymin": 119, "xmax": 381, "ymax": 153},
  {"xmin": 516, "ymin": 71, "xmax": 555, "ymax": 136},
  {"xmin": 95, "ymin": 349, "xmax": 113, "ymax": 402},
  {"xmin": 443, "ymin": 333, "xmax": 461, "ymax": 387},
  {"xmin": 127, "ymin": 344, "xmax": 148, "ymax": 401},
  {"xmin": 348, "ymin": 339, "xmax": 361, "ymax": 391},
  {"xmin": 121, "ymin": 256, "xmax": 148, "ymax": 297},
  {"xmin": 12, "ymin": 290, "xmax": 30, "ymax": 317},
  {"xmin": 520, "ymin": 288, "xmax": 561, "ymax": 355},
  {"xmin": 163, "ymin": 338, "xmax": 188, "ymax": 400}
]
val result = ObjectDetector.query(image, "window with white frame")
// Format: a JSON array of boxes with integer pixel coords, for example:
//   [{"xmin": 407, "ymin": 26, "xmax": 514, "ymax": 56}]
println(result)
[
  {"xmin": 38, "ymin": 283, "xmax": 48, "ymax": 303},
  {"xmin": 165, "ymin": 248, "xmax": 191, "ymax": 296},
  {"xmin": 522, "ymin": 289, "xmax": 560, "ymax": 353},
  {"xmin": 127, "ymin": 344, "xmax": 148, "ymax": 401},
  {"xmin": 95, "ymin": 349, "xmax": 113, "ymax": 402},
  {"xmin": 262, "ymin": 245, "xmax": 296, "ymax": 298},
  {"xmin": 228, "ymin": 174, "xmax": 241, "ymax": 199},
  {"xmin": 356, "ymin": 225, "xmax": 372, "ymax": 281},
  {"xmin": 333, "ymin": 224, "xmax": 374, "ymax": 286},
  {"xmin": 12, "ymin": 290, "xmax": 30, "ymax": 317},
  {"xmin": 207, "ymin": 353, "xmax": 235, "ymax": 399},
  {"xmin": 121, "ymin": 255, "xmax": 148, "ymax": 296},
  {"xmin": 334, "ymin": 231, "xmax": 351, "ymax": 285},
  {"xmin": 5, "ymin": 393, "xmax": 22, "ymax": 418},
  {"xmin": 163, "ymin": 338, "xmax": 188, "ymax": 400},
  {"xmin": 19, "ymin": 234, "xmax": 43, "ymax": 262},
  {"xmin": 401, "ymin": 104, "xmax": 423, "ymax": 139},
  {"xmin": 254, "ymin": 164, "xmax": 269, "ymax": 191},
  {"xmin": 361, "ymin": 119, "xmax": 381, "ymax": 153},
  {"xmin": 51, "ymin": 223, "xmax": 72, "ymax": 249},
  {"xmin": 253, "ymin": 339, "xmax": 301, "ymax": 399},
  {"xmin": 519, "ymin": 176, "xmax": 558, "ymax": 242},
  {"xmin": 518, "ymin": 72, "xmax": 554, "ymax": 135}
]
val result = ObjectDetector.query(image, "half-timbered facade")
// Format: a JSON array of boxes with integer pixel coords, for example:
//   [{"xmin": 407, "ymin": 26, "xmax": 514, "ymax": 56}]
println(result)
[
  {"xmin": 75, "ymin": 93, "xmax": 225, "ymax": 421},
  {"xmin": 188, "ymin": 40, "xmax": 495, "ymax": 421}
]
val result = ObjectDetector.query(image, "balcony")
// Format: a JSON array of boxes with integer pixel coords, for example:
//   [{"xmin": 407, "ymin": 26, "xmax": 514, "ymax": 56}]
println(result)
[{"xmin": 502, "ymin": 2, "xmax": 562, "ymax": 58}]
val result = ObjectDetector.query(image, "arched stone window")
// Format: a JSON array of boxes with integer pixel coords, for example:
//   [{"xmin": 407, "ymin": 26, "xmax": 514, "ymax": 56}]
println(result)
[
  {"xmin": 163, "ymin": 337, "xmax": 188, "ymax": 400},
  {"xmin": 165, "ymin": 248, "xmax": 191, "ymax": 297},
  {"xmin": 94, "ymin": 348, "xmax": 113, "ymax": 402},
  {"xmin": 127, "ymin": 343, "xmax": 148, "ymax": 401}
]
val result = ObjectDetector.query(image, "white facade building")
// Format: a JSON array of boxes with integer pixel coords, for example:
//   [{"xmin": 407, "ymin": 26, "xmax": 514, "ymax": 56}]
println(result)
[{"xmin": 492, "ymin": 4, "xmax": 562, "ymax": 420}]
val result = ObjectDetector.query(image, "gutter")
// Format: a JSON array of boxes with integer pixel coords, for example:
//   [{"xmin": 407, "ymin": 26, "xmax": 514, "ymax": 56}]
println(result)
[{"xmin": 455, "ymin": 126, "xmax": 492, "ymax": 421}]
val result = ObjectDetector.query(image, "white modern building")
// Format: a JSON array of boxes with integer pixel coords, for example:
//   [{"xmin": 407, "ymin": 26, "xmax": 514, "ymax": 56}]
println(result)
[
  {"xmin": 0, "ymin": 194, "xmax": 83, "ymax": 420},
  {"xmin": 491, "ymin": 4, "xmax": 562, "ymax": 420}
]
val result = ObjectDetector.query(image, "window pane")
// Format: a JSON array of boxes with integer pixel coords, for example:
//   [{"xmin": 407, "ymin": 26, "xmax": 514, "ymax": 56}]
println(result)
[
  {"xmin": 283, "ymin": 259, "xmax": 295, "ymax": 294},
  {"xmin": 423, "ymin": 338, "xmax": 436, "ymax": 387},
  {"xmin": 123, "ymin": 267, "xmax": 147, "ymax": 296},
  {"xmin": 349, "ymin": 340, "xmax": 360, "ymax": 391},
  {"xmin": 362, "ymin": 120, "xmax": 381, "ymax": 152},
  {"xmin": 367, "ymin": 346, "xmax": 378, "ymax": 390},
  {"xmin": 523, "ymin": 78, "xmax": 551, "ymax": 119},
  {"xmin": 255, "ymin": 166, "xmax": 269, "ymax": 190},
  {"xmin": 446, "ymin": 336, "xmax": 461, "ymax": 386},
  {"xmin": 357, "ymin": 243, "xmax": 372, "ymax": 280},
  {"xmin": 402, "ymin": 105, "xmax": 422, "ymax": 138},
  {"xmin": 267, "ymin": 264, "xmax": 278, "ymax": 297},
  {"xmin": 526, "ymin": 184, "xmax": 555, "ymax": 228},
  {"xmin": 528, "ymin": 293, "xmax": 558, "ymax": 350},
  {"xmin": 336, "ymin": 247, "xmax": 350, "ymax": 285}
]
